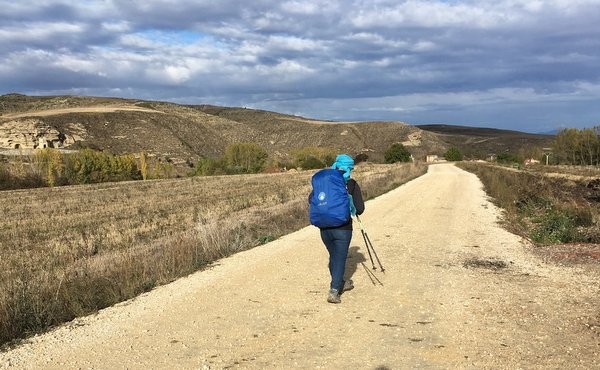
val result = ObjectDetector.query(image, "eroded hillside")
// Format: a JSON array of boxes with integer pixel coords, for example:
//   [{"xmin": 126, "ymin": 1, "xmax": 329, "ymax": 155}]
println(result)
[{"xmin": 1, "ymin": 94, "xmax": 446, "ymax": 165}]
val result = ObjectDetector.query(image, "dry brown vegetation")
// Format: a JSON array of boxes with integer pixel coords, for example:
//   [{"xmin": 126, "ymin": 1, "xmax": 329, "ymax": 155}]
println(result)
[
  {"xmin": 524, "ymin": 164, "xmax": 600, "ymax": 180},
  {"xmin": 458, "ymin": 162, "xmax": 600, "ymax": 263},
  {"xmin": 0, "ymin": 162, "xmax": 427, "ymax": 346}
]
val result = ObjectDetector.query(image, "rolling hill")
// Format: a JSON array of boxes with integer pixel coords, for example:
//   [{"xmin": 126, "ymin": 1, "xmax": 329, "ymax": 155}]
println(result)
[
  {"xmin": 0, "ymin": 94, "xmax": 554, "ymax": 167},
  {"xmin": 416, "ymin": 124, "xmax": 555, "ymax": 159}
]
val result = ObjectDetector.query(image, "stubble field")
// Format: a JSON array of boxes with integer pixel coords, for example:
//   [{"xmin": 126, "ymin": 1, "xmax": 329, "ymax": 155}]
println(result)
[{"xmin": 0, "ymin": 162, "xmax": 426, "ymax": 346}]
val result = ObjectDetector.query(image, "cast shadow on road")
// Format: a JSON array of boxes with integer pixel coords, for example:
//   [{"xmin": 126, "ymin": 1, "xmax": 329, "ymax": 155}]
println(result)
[{"xmin": 345, "ymin": 246, "xmax": 384, "ymax": 288}]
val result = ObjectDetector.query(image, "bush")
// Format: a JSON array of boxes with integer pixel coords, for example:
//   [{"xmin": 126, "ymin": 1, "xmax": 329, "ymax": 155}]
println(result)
[
  {"xmin": 64, "ymin": 149, "xmax": 141, "ymax": 184},
  {"xmin": 291, "ymin": 147, "xmax": 337, "ymax": 169},
  {"xmin": 384, "ymin": 143, "xmax": 412, "ymax": 163},
  {"xmin": 531, "ymin": 209, "xmax": 577, "ymax": 244},
  {"xmin": 496, "ymin": 152, "xmax": 523, "ymax": 165},
  {"xmin": 301, "ymin": 155, "xmax": 326, "ymax": 170},
  {"xmin": 190, "ymin": 158, "xmax": 225, "ymax": 176},
  {"xmin": 444, "ymin": 147, "xmax": 463, "ymax": 161},
  {"xmin": 33, "ymin": 148, "xmax": 64, "ymax": 186},
  {"xmin": 190, "ymin": 142, "xmax": 269, "ymax": 176},
  {"xmin": 458, "ymin": 162, "xmax": 599, "ymax": 245},
  {"xmin": 224, "ymin": 142, "xmax": 268, "ymax": 173}
]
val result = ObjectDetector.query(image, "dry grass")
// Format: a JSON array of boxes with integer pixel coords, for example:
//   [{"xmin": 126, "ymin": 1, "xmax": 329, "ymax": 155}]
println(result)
[
  {"xmin": 523, "ymin": 164, "xmax": 600, "ymax": 180},
  {"xmin": 457, "ymin": 162, "xmax": 600, "ymax": 246},
  {"xmin": 0, "ymin": 162, "xmax": 426, "ymax": 346}
]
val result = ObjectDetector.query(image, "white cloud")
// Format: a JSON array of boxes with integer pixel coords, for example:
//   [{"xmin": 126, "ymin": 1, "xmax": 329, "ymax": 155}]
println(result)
[
  {"xmin": 572, "ymin": 81, "xmax": 600, "ymax": 96},
  {"xmin": 267, "ymin": 35, "xmax": 326, "ymax": 52},
  {"xmin": 0, "ymin": 22, "xmax": 85, "ymax": 43},
  {"xmin": 54, "ymin": 54, "xmax": 99, "ymax": 74},
  {"xmin": 350, "ymin": 1, "xmax": 515, "ymax": 29},
  {"xmin": 343, "ymin": 32, "xmax": 409, "ymax": 49},
  {"xmin": 101, "ymin": 21, "xmax": 130, "ymax": 33},
  {"xmin": 1, "ymin": 0, "xmax": 599, "ymax": 131},
  {"xmin": 280, "ymin": 0, "xmax": 319, "ymax": 14},
  {"xmin": 163, "ymin": 65, "xmax": 192, "ymax": 84}
]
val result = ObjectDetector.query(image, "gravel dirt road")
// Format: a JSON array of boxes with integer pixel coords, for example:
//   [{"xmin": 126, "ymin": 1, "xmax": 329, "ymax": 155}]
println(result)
[{"xmin": 1, "ymin": 164, "xmax": 598, "ymax": 369}]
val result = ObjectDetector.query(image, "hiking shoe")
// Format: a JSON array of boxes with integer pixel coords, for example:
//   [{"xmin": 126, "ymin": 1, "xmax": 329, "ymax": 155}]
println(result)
[
  {"xmin": 343, "ymin": 279, "xmax": 354, "ymax": 292},
  {"xmin": 327, "ymin": 289, "xmax": 341, "ymax": 304}
]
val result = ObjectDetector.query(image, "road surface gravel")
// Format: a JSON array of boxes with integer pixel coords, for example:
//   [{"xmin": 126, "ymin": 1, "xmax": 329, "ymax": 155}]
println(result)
[{"xmin": 1, "ymin": 164, "xmax": 598, "ymax": 369}]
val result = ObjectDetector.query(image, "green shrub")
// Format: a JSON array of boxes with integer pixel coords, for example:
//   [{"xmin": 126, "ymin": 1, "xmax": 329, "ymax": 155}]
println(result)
[
  {"xmin": 496, "ymin": 152, "xmax": 523, "ymax": 165},
  {"xmin": 301, "ymin": 155, "xmax": 326, "ymax": 170},
  {"xmin": 191, "ymin": 142, "xmax": 269, "ymax": 176},
  {"xmin": 444, "ymin": 147, "xmax": 463, "ymax": 161},
  {"xmin": 33, "ymin": 148, "xmax": 64, "ymax": 186},
  {"xmin": 531, "ymin": 209, "xmax": 577, "ymax": 244},
  {"xmin": 64, "ymin": 149, "xmax": 141, "ymax": 184},
  {"xmin": 224, "ymin": 142, "xmax": 268, "ymax": 173},
  {"xmin": 291, "ymin": 147, "xmax": 337, "ymax": 169},
  {"xmin": 384, "ymin": 143, "xmax": 412, "ymax": 163},
  {"xmin": 190, "ymin": 158, "xmax": 224, "ymax": 176},
  {"xmin": 459, "ymin": 162, "xmax": 599, "ymax": 245}
]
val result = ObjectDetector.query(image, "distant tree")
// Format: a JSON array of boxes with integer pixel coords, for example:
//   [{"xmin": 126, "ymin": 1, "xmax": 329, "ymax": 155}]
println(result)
[
  {"xmin": 302, "ymin": 156, "xmax": 326, "ymax": 170},
  {"xmin": 444, "ymin": 147, "xmax": 463, "ymax": 161},
  {"xmin": 291, "ymin": 147, "xmax": 337, "ymax": 169},
  {"xmin": 191, "ymin": 157, "xmax": 225, "ymax": 176},
  {"xmin": 152, "ymin": 160, "xmax": 176, "ymax": 179},
  {"xmin": 581, "ymin": 128, "xmax": 599, "ymax": 165},
  {"xmin": 64, "ymin": 149, "xmax": 141, "ymax": 184},
  {"xmin": 224, "ymin": 142, "xmax": 268, "ymax": 173},
  {"xmin": 384, "ymin": 143, "xmax": 411, "ymax": 163},
  {"xmin": 553, "ymin": 127, "xmax": 600, "ymax": 166},
  {"xmin": 33, "ymin": 148, "xmax": 64, "ymax": 186},
  {"xmin": 496, "ymin": 151, "xmax": 523, "ymax": 165},
  {"xmin": 139, "ymin": 151, "xmax": 148, "ymax": 180}
]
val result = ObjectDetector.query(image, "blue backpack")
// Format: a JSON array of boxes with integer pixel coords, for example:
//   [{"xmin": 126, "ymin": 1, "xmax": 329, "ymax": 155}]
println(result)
[{"xmin": 309, "ymin": 168, "xmax": 351, "ymax": 228}]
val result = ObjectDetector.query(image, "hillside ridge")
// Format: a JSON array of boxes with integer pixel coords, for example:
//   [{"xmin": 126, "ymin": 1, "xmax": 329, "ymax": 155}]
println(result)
[{"xmin": 1, "ymin": 94, "xmax": 553, "ymax": 165}]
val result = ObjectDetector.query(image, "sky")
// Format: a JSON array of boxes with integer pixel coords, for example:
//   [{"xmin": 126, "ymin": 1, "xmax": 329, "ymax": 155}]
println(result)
[{"xmin": 1, "ymin": 0, "xmax": 600, "ymax": 133}]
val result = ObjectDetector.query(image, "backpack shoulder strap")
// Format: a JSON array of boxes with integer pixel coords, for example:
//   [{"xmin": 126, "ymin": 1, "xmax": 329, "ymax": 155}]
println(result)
[{"xmin": 346, "ymin": 179, "xmax": 356, "ymax": 194}]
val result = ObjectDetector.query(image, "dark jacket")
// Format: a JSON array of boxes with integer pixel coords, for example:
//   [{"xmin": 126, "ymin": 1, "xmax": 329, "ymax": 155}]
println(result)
[{"xmin": 308, "ymin": 177, "xmax": 365, "ymax": 230}]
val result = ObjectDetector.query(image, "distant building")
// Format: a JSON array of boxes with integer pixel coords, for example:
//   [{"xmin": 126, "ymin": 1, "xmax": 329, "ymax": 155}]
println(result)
[
  {"xmin": 524, "ymin": 158, "xmax": 540, "ymax": 166},
  {"xmin": 426, "ymin": 155, "xmax": 439, "ymax": 163}
]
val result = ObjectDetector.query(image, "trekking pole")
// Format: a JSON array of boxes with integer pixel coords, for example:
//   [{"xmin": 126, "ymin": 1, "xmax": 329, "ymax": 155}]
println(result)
[
  {"xmin": 361, "ymin": 262, "xmax": 383, "ymax": 286},
  {"xmin": 355, "ymin": 215, "xmax": 376, "ymax": 270},
  {"xmin": 356, "ymin": 215, "xmax": 386, "ymax": 272}
]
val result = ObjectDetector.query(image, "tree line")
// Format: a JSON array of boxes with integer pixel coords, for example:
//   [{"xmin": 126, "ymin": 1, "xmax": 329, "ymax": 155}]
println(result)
[
  {"xmin": 1, "ymin": 141, "xmax": 435, "ymax": 190},
  {"xmin": 552, "ymin": 127, "xmax": 600, "ymax": 166},
  {"xmin": 0, "ymin": 149, "xmax": 174, "ymax": 190}
]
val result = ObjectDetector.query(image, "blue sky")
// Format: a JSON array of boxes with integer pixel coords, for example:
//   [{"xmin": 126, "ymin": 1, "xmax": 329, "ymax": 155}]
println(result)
[{"xmin": 1, "ymin": 0, "xmax": 599, "ymax": 133}]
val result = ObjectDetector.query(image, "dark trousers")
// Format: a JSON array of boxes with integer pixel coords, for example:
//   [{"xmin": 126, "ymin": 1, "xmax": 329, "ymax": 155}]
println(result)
[{"xmin": 320, "ymin": 229, "xmax": 352, "ymax": 291}]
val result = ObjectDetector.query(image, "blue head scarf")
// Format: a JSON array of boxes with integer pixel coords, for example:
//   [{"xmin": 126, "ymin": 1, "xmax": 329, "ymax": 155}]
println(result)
[{"xmin": 331, "ymin": 154, "xmax": 354, "ymax": 183}]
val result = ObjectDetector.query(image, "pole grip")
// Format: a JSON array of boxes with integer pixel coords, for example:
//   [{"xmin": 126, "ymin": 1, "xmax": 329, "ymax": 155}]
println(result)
[{"xmin": 355, "ymin": 215, "xmax": 365, "ymax": 231}]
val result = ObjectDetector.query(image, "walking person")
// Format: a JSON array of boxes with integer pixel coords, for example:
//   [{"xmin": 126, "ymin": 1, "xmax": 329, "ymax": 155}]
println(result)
[{"xmin": 308, "ymin": 154, "xmax": 365, "ymax": 304}]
